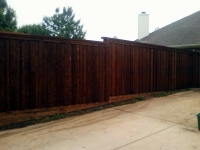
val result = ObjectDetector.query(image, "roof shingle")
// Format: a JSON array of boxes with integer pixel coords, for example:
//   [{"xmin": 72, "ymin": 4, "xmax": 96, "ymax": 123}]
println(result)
[{"xmin": 138, "ymin": 10, "xmax": 200, "ymax": 46}]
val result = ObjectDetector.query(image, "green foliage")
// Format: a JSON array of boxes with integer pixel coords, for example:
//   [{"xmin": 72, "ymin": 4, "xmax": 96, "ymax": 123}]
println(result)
[
  {"xmin": 154, "ymin": 89, "xmax": 189, "ymax": 98},
  {"xmin": 0, "ymin": 97, "xmax": 144, "ymax": 131},
  {"xmin": 134, "ymin": 96, "xmax": 146, "ymax": 101},
  {"xmin": 43, "ymin": 7, "xmax": 86, "ymax": 39},
  {"xmin": 0, "ymin": 0, "xmax": 17, "ymax": 32},
  {"xmin": 0, "ymin": 0, "xmax": 7, "ymax": 9},
  {"xmin": 17, "ymin": 24, "xmax": 50, "ymax": 36}
]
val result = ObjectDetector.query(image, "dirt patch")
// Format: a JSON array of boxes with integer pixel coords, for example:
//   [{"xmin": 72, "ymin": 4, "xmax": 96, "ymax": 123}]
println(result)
[{"xmin": 0, "ymin": 89, "xmax": 191, "ymax": 132}]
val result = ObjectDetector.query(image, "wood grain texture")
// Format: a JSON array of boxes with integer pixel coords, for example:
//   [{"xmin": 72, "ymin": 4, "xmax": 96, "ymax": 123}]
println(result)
[{"xmin": 0, "ymin": 34, "xmax": 200, "ymax": 113}]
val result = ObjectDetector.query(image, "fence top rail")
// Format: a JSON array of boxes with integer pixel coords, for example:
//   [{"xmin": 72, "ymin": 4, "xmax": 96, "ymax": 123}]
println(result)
[
  {"xmin": 0, "ymin": 31, "xmax": 109, "ymax": 47},
  {"xmin": 102, "ymin": 37, "xmax": 200, "ymax": 54},
  {"xmin": 1, "ymin": 32, "xmax": 199, "ymax": 54}
]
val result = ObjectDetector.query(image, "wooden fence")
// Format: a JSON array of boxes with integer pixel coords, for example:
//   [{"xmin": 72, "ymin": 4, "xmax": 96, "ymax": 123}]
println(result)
[
  {"xmin": 0, "ymin": 32, "xmax": 110, "ymax": 112},
  {"xmin": 0, "ymin": 32, "xmax": 200, "ymax": 113},
  {"xmin": 103, "ymin": 38, "xmax": 200, "ymax": 97}
]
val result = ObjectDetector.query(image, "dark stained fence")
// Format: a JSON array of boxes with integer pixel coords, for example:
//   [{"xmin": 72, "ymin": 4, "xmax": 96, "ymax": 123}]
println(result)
[
  {"xmin": 102, "ymin": 38, "xmax": 200, "ymax": 96},
  {"xmin": 0, "ymin": 32, "xmax": 200, "ymax": 112},
  {"xmin": 0, "ymin": 32, "xmax": 109, "ymax": 112}
]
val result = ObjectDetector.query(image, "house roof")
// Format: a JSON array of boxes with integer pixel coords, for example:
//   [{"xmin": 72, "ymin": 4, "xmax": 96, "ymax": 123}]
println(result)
[{"xmin": 138, "ymin": 10, "xmax": 200, "ymax": 46}]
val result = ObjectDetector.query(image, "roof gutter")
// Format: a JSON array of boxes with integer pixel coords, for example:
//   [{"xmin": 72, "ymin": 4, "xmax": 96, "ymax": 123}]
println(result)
[{"xmin": 169, "ymin": 44, "xmax": 200, "ymax": 49}]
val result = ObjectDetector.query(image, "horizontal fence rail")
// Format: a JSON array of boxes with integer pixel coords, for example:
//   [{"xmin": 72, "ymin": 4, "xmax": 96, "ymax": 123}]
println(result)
[{"xmin": 0, "ymin": 32, "xmax": 200, "ymax": 112}]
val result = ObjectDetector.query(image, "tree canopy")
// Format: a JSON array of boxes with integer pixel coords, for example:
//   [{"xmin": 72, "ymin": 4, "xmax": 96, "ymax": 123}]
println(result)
[
  {"xmin": 43, "ymin": 7, "xmax": 86, "ymax": 39},
  {"xmin": 17, "ymin": 24, "xmax": 50, "ymax": 36},
  {"xmin": 0, "ymin": 0, "xmax": 17, "ymax": 32}
]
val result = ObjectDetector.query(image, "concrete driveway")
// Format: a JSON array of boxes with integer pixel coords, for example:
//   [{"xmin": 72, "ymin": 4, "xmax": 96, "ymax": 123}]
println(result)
[{"xmin": 1, "ymin": 89, "xmax": 200, "ymax": 150}]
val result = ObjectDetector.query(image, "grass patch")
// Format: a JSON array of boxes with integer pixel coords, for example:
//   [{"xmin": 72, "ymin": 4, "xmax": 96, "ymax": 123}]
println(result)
[
  {"xmin": 134, "ymin": 96, "xmax": 146, "ymax": 101},
  {"xmin": 154, "ymin": 88, "xmax": 190, "ymax": 98}
]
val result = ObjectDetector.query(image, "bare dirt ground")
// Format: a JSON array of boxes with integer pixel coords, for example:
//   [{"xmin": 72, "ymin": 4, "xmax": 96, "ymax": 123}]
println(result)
[{"xmin": 1, "ymin": 89, "xmax": 200, "ymax": 150}]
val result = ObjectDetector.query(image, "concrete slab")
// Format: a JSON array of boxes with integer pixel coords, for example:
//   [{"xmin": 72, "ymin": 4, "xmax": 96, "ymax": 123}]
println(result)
[
  {"xmin": 0, "ymin": 109, "xmax": 175, "ymax": 150},
  {"xmin": 117, "ymin": 124, "xmax": 200, "ymax": 150},
  {"xmin": 115, "ymin": 90, "xmax": 200, "ymax": 124},
  {"xmin": 0, "ymin": 89, "xmax": 200, "ymax": 150},
  {"xmin": 182, "ymin": 117, "xmax": 198, "ymax": 128}
]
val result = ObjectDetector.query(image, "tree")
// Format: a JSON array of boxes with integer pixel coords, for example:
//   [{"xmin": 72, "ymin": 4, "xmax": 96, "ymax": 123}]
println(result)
[
  {"xmin": 17, "ymin": 24, "xmax": 50, "ymax": 36},
  {"xmin": 43, "ymin": 7, "xmax": 86, "ymax": 39},
  {"xmin": 0, "ymin": 0, "xmax": 17, "ymax": 32}
]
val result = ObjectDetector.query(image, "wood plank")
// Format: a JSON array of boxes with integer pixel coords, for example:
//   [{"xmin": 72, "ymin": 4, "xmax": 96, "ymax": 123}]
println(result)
[
  {"xmin": 153, "ymin": 48, "xmax": 158, "ymax": 91},
  {"xmin": 121, "ymin": 44, "xmax": 126, "ymax": 95},
  {"xmin": 185, "ymin": 53, "xmax": 189, "ymax": 88},
  {"xmin": 180, "ymin": 53, "xmax": 184, "ymax": 88},
  {"xmin": 56, "ymin": 43, "xmax": 65, "ymax": 106},
  {"xmin": 186, "ymin": 54, "xmax": 189, "ymax": 88},
  {"xmin": 198, "ymin": 55, "xmax": 200, "ymax": 87},
  {"xmin": 29, "ymin": 41, "xmax": 39, "ymax": 108},
  {"xmin": 145, "ymin": 48, "xmax": 150, "ymax": 93},
  {"xmin": 138, "ymin": 47, "xmax": 143, "ymax": 93},
  {"xmin": 110, "ymin": 43, "xmax": 116, "ymax": 96},
  {"xmin": 168, "ymin": 51, "xmax": 172, "ymax": 90},
  {"xmin": 65, "ymin": 43, "xmax": 72, "ymax": 105},
  {"xmin": 86, "ymin": 45, "xmax": 93, "ymax": 103},
  {"xmin": 188, "ymin": 54, "xmax": 192, "ymax": 87},
  {"xmin": 105, "ymin": 46, "xmax": 111, "ymax": 101},
  {"xmin": 37, "ymin": 42, "xmax": 44, "ymax": 108},
  {"xmin": 52, "ymin": 43, "xmax": 57, "ymax": 106},
  {"xmin": 99, "ymin": 46, "xmax": 106, "ymax": 102},
  {"xmin": 0, "ymin": 38, "xmax": 6, "ymax": 111},
  {"xmin": 176, "ymin": 52, "xmax": 180, "ymax": 89},
  {"xmin": 6, "ymin": 39, "xmax": 10, "ymax": 111},
  {"xmin": 71, "ymin": 44, "xmax": 80, "ymax": 104},
  {"xmin": 91, "ymin": 45, "xmax": 96, "ymax": 103},
  {"xmin": 79, "ymin": 45, "xmax": 87, "ymax": 104},
  {"xmin": 171, "ymin": 51, "xmax": 175, "ymax": 90},
  {"xmin": 116, "ymin": 44, "xmax": 122, "ymax": 95},
  {"xmin": 195, "ymin": 55, "xmax": 199, "ymax": 87},
  {"xmin": 133, "ymin": 47, "xmax": 139, "ymax": 94},
  {"xmin": 129, "ymin": 45, "xmax": 134, "ymax": 94},
  {"xmin": 160, "ymin": 49, "xmax": 164, "ymax": 91},
  {"xmin": 46, "ymin": 42, "xmax": 57, "ymax": 107},
  {"xmin": 184, "ymin": 53, "xmax": 188, "ymax": 87},
  {"xmin": 47, "ymin": 42, "xmax": 53, "ymax": 107},
  {"xmin": 60, "ymin": 43, "xmax": 66, "ymax": 105},
  {"xmin": 150, "ymin": 48, "xmax": 154, "ymax": 92},
  {"xmin": 9, "ymin": 39, "xmax": 20, "ymax": 110},
  {"xmin": 125, "ymin": 45, "xmax": 131, "ymax": 94},
  {"xmin": 162, "ymin": 49, "xmax": 166, "ymax": 90},
  {"xmin": 21, "ymin": 40, "xmax": 30, "ymax": 109},
  {"xmin": 43, "ymin": 42, "xmax": 48, "ymax": 107},
  {"xmin": 56, "ymin": 43, "xmax": 62, "ymax": 106},
  {"xmin": 173, "ymin": 51, "xmax": 177, "ymax": 89},
  {"xmin": 158, "ymin": 49, "xmax": 162, "ymax": 91},
  {"xmin": 166, "ymin": 49, "xmax": 170, "ymax": 90},
  {"xmin": 132, "ymin": 45, "xmax": 136, "ymax": 94},
  {"xmin": 93, "ymin": 46, "xmax": 100, "ymax": 102},
  {"xmin": 182, "ymin": 53, "xmax": 185, "ymax": 87},
  {"xmin": 142, "ymin": 47, "xmax": 147, "ymax": 93}
]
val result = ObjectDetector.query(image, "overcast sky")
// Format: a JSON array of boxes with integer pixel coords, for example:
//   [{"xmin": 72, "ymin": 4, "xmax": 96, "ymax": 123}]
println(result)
[{"xmin": 7, "ymin": 0, "xmax": 200, "ymax": 41}]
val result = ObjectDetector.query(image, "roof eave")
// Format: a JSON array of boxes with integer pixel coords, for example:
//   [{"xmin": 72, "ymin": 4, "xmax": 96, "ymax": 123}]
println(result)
[{"xmin": 169, "ymin": 44, "xmax": 200, "ymax": 49}]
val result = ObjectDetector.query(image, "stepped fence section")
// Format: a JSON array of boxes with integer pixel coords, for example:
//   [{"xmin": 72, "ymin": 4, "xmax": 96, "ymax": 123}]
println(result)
[
  {"xmin": 0, "ymin": 32, "xmax": 200, "ymax": 113},
  {"xmin": 102, "ymin": 37, "xmax": 200, "ymax": 97}
]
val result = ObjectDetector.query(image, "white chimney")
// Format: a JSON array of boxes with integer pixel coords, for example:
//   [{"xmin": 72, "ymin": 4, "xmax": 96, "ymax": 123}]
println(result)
[{"xmin": 138, "ymin": 12, "xmax": 149, "ymax": 40}]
